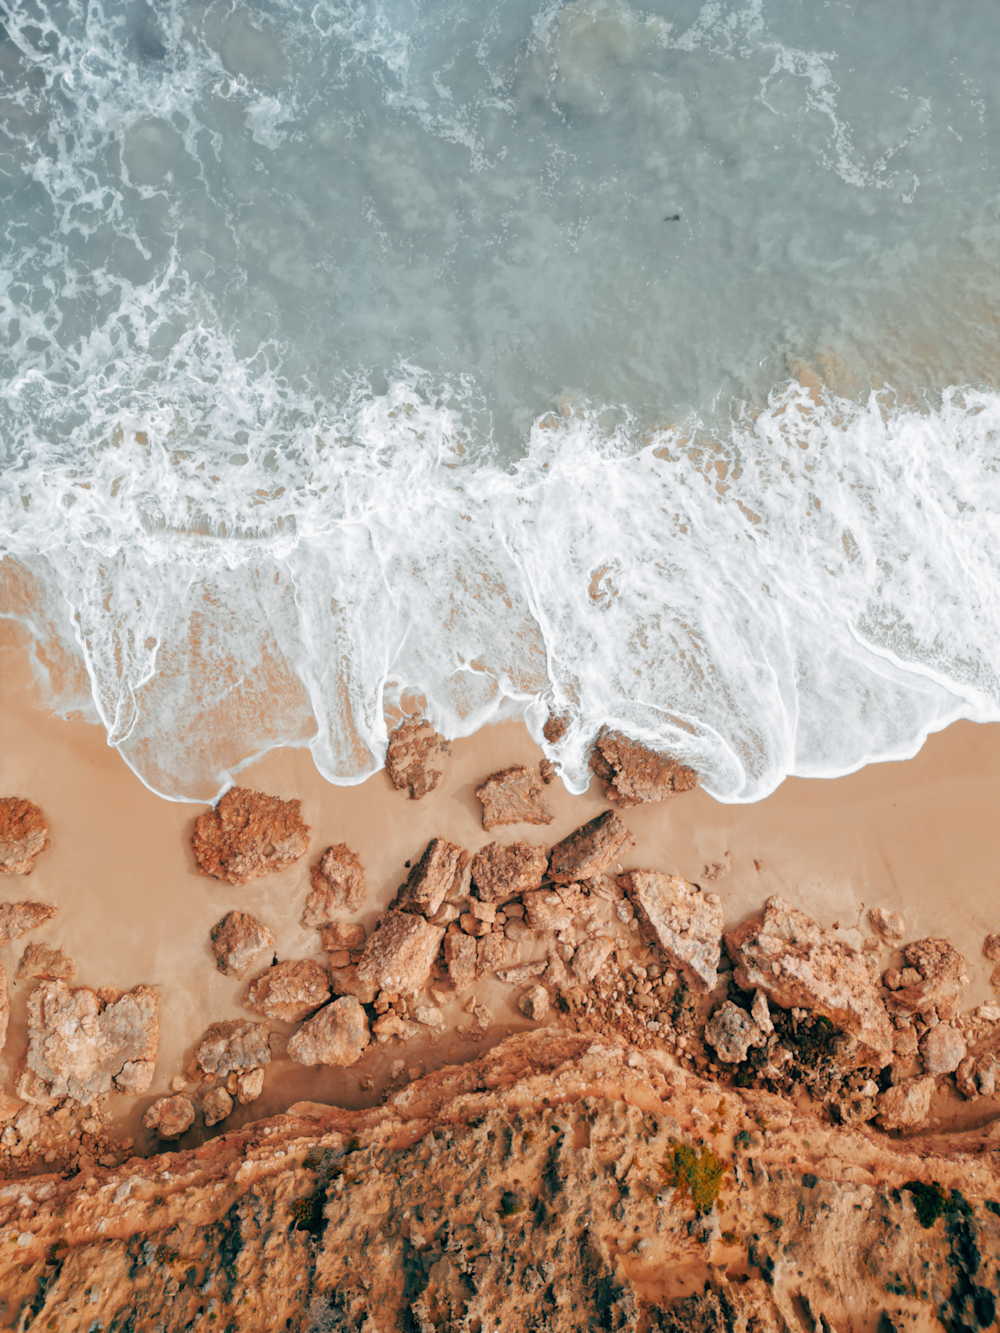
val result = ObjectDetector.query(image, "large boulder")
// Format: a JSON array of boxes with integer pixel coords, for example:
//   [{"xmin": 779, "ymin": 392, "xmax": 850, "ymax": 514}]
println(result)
[
  {"xmin": 472, "ymin": 842, "xmax": 548, "ymax": 903},
  {"xmin": 302, "ymin": 845, "xmax": 366, "ymax": 923},
  {"xmin": 356, "ymin": 911, "xmax": 444, "ymax": 995},
  {"xmin": 619, "ymin": 870, "xmax": 723, "ymax": 993},
  {"xmin": 245, "ymin": 960, "xmax": 331, "ymax": 1023},
  {"xmin": 210, "ymin": 911, "xmax": 275, "ymax": 979},
  {"xmin": 385, "ymin": 717, "xmax": 450, "ymax": 800},
  {"xmin": 548, "ymin": 811, "xmax": 634, "ymax": 884},
  {"xmin": 288, "ymin": 996, "xmax": 370, "ymax": 1067},
  {"xmin": 195, "ymin": 1019, "xmax": 271, "ymax": 1078},
  {"xmin": 192, "ymin": 787, "xmax": 310, "ymax": 885},
  {"xmin": 0, "ymin": 798, "xmax": 50, "ymax": 874},
  {"xmin": 476, "ymin": 766, "xmax": 553, "ymax": 831},
  {"xmin": 0, "ymin": 900, "xmax": 58, "ymax": 945},
  {"xmin": 397, "ymin": 839, "xmax": 470, "ymax": 916},
  {"xmin": 589, "ymin": 730, "xmax": 697, "ymax": 807},
  {"xmin": 726, "ymin": 896, "xmax": 893, "ymax": 1067}
]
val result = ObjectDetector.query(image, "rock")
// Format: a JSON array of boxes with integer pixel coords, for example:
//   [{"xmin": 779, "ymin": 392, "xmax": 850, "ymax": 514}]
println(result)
[
  {"xmin": 236, "ymin": 1068, "xmax": 265, "ymax": 1104},
  {"xmin": 471, "ymin": 841, "xmax": 548, "ymax": 903},
  {"xmin": 705, "ymin": 1002, "xmax": 766, "ymax": 1064},
  {"xmin": 548, "ymin": 811, "xmax": 634, "ymax": 884},
  {"xmin": 589, "ymin": 729, "xmax": 697, "ymax": 807},
  {"xmin": 539, "ymin": 758, "xmax": 557, "ymax": 785},
  {"xmin": 16, "ymin": 943, "xmax": 74, "ymax": 982},
  {"xmin": 497, "ymin": 961, "xmax": 548, "ymax": 985},
  {"xmin": 288, "ymin": 996, "xmax": 369, "ymax": 1067},
  {"xmin": 142, "ymin": 1096, "xmax": 195, "ymax": 1140},
  {"xmin": 984, "ymin": 934, "xmax": 1000, "ymax": 963},
  {"xmin": 245, "ymin": 960, "xmax": 331, "ymax": 1023},
  {"xmin": 893, "ymin": 1027, "xmax": 919, "ymax": 1060},
  {"xmin": 570, "ymin": 937, "xmax": 615, "ymax": 985},
  {"xmin": 192, "ymin": 787, "xmax": 310, "ymax": 886},
  {"xmin": 398, "ymin": 839, "xmax": 470, "ymax": 916},
  {"xmin": 203, "ymin": 1087, "xmax": 234, "ymax": 1127},
  {"xmin": 385, "ymin": 717, "xmax": 449, "ymax": 799},
  {"xmin": 477, "ymin": 931, "xmax": 506, "ymax": 979},
  {"xmin": 413, "ymin": 1005, "xmax": 443, "ymax": 1026},
  {"xmin": 619, "ymin": 871, "xmax": 724, "ymax": 994},
  {"xmin": 751, "ymin": 990, "xmax": 774, "ymax": 1035},
  {"xmin": 460, "ymin": 912, "xmax": 491, "ymax": 938},
  {"xmin": 210, "ymin": 911, "xmax": 275, "ymax": 979},
  {"xmin": 504, "ymin": 918, "xmax": 533, "ymax": 943},
  {"xmin": 328, "ymin": 965, "xmax": 378, "ymax": 1006},
  {"xmin": 543, "ymin": 713, "xmax": 568, "ymax": 744},
  {"xmin": 195, "ymin": 1019, "xmax": 271, "ymax": 1077},
  {"xmin": 888, "ymin": 938, "xmax": 967, "ymax": 1022},
  {"xmin": 957, "ymin": 1051, "xmax": 1000, "ymax": 1100},
  {"xmin": 0, "ymin": 965, "xmax": 8, "ymax": 1052},
  {"xmin": 867, "ymin": 908, "xmax": 905, "ymax": 943},
  {"xmin": 18, "ymin": 981, "xmax": 159, "ymax": 1103},
  {"xmin": 320, "ymin": 922, "xmax": 366, "ymax": 952},
  {"xmin": 372, "ymin": 1013, "xmax": 420, "ymax": 1043},
  {"xmin": 875, "ymin": 1076, "xmax": 936, "ymax": 1131},
  {"xmin": 302, "ymin": 845, "xmax": 366, "ymax": 923},
  {"xmin": 518, "ymin": 985, "xmax": 550, "ymax": 1020},
  {"xmin": 356, "ymin": 912, "xmax": 444, "ymax": 995},
  {"xmin": 0, "ymin": 798, "xmax": 50, "ymax": 874},
  {"xmin": 522, "ymin": 888, "xmax": 574, "ymax": 932},
  {"xmin": 0, "ymin": 901, "xmax": 58, "ymax": 945},
  {"xmin": 476, "ymin": 766, "xmax": 553, "ymax": 831},
  {"xmin": 545, "ymin": 951, "xmax": 573, "ymax": 990},
  {"xmin": 725, "ymin": 896, "xmax": 893, "ymax": 1067},
  {"xmin": 919, "ymin": 1024, "xmax": 966, "ymax": 1075},
  {"xmin": 14, "ymin": 1105, "xmax": 39, "ymax": 1143},
  {"xmin": 443, "ymin": 933, "xmax": 478, "ymax": 993}
]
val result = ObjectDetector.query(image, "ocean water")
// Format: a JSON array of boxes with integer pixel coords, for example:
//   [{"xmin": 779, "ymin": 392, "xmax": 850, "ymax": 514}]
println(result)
[{"xmin": 2, "ymin": 0, "xmax": 1000, "ymax": 802}]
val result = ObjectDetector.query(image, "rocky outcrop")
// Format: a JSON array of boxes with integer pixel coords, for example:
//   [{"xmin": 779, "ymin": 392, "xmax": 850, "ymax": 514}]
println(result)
[
  {"xmin": 192, "ymin": 787, "xmax": 310, "ymax": 886},
  {"xmin": 397, "ymin": 839, "xmax": 470, "ymax": 916},
  {"xmin": 620, "ymin": 870, "xmax": 724, "ymax": 993},
  {"xmin": 287, "ymin": 996, "xmax": 369, "ymax": 1066},
  {"xmin": 195, "ymin": 1020, "xmax": 271, "ymax": 1078},
  {"xmin": 0, "ymin": 900, "xmax": 57, "ymax": 945},
  {"xmin": 475, "ymin": 765, "xmax": 553, "ymax": 830},
  {"xmin": 385, "ymin": 717, "xmax": 450, "ymax": 799},
  {"xmin": 0, "ymin": 798, "xmax": 50, "ymax": 874},
  {"xmin": 548, "ymin": 810, "xmax": 634, "ymax": 883},
  {"xmin": 210, "ymin": 911, "xmax": 275, "ymax": 979},
  {"xmin": 16, "ymin": 943, "xmax": 75, "ymax": 981},
  {"xmin": 356, "ymin": 911, "xmax": 444, "ymax": 995},
  {"xmin": 590, "ymin": 729, "xmax": 697, "ymax": 806},
  {"xmin": 142, "ymin": 1095, "xmax": 195, "ymax": 1141},
  {"xmin": 472, "ymin": 841, "xmax": 548, "ymax": 902},
  {"xmin": 302, "ymin": 844, "xmax": 366, "ymax": 922},
  {"xmin": 726, "ymin": 896, "xmax": 893, "ymax": 1067},
  {"xmin": 245, "ymin": 960, "xmax": 331, "ymax": 1023}
]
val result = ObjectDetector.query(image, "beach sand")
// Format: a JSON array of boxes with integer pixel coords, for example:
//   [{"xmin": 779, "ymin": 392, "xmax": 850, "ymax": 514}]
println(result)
[{"xmin": 1, "ymin": 618, "xmax": 998, "ymax": 1154}]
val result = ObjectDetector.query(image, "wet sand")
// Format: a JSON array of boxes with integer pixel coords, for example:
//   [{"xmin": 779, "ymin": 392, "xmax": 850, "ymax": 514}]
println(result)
[{"xmin": 1, "ymin": 619, "xmax": 999, "ymax": 1153}]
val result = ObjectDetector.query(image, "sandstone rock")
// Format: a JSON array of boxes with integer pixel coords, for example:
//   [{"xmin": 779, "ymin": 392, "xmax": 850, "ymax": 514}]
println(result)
[
  {"xmin": 356, "ymin": 912, "xmax": 444, "ymax": 995},
  {"xmin": 893, "ymin": 1027, "xmax": 919, "ymax": 1060},
  {"xmin": 867, "ymin": 908, "xmax": 905, "ymax": 943},
  {"xmin": 476, "ymin": 765, "xmax": 553, "ymax": 831},
  {"xmin": 518, "ymin": 985, "xmax": 550, "ymax": 1020},
  {"xmin": 984, "ymin": 934, "xmax": 1000, "ymax": 963},
  {"xmin": 385, "ymin": 717, "xmax": 449, "ymax": 799},
  {"xmin": 589, "ymin": 729, "xmax": 697, "ymax": 807},
  {"xmin": 288, "ymin": 996, "xmax": 369, "ymax": 1067},
  {"xmin": 301, "ymin": 844, "xmax": 366, "ymax": 925},
  {"xmin": 398, "ymin": 839, "xmax": 470, "ymax": 916},
  {"xmin": 543, "ymin": 713, "xmax": 568, "ymax": 744},
  {"xmin": 16, "ymin": 943, "xmax": 74, "ymax": 982},
  {"xmin": 443, "ymin": 933, "xmax": 477, "ymax": 993},
  {"xmin": 522, "ymin": 888, "xmax": 574, "ymax": 932},
  {"xmin": 18, "ymin": 981, "xmax": 159, "ymax": 1103},
  {"xmin": 570, "ymin": 937, "xmax": 615, "ymax": 985},
  {"xmin": 548, "ymin": 811, "xmax": 634, "ymax": 884},
  {"xmin": 0, "ymin": 901, "xmax": 58, "ymax": 946},
  {"xmin": 192, "ymin": 787, "xmax": 310, "ymax": 886},
  {"xmin": 203, "ymin": 1087, "xmax": 234, "ymax": 1127},
  {"xmin": 0, "ymin": 965, "xmax": 7, "ymax": 1052},
  {"xmin": 705, "ymin": 1002, "xmax": 766, "ymax": 1064},
  {"xmin": 372, "ymin": 1013, "xmax": 420, "ymax": 1043},
  {"xmin": 142, "ymin": 1095, "xmax": 195, "ymax": 1140},
  {"xmin": 620, "ymin": 871, "xmax": 724, "ymax": 994},
  {"xmin": 471, "ymin": 841, "xmax": 548, "ymax": 903},
  {"xmin": 888, "ymin": 938, "xmax": 967, "ymax": 1021},
  {"xmin": 246, "ymin": 960, "xmax": 331, "ymax": 1023},
  {"xmin": 236, "ymin": 1068, "xmax": 265, "ymax": 1104},
  {"xmin": 210, "ymin": 911, "xmax": 275, "ymax": 979},
  {"xmin": 919, "ymin": 1024, "xmax": 966, "ymax": 1075},
  {"xmin": 115, "ymin": 1060, "xmax": 155, "ymax": 1095},
  {"xmin": 477, "ymin": 931, "xmax": 506, "ymax": 979},
  {"xmin": 539, "ymin": 758, "xmax": 557, "ymax": 785},
  {"xmin": 460, "ymin": 912, "xmax": 490, "ymax": 938},
  {"xmin": 195, "ymin": 1020, "xmax": 271, "ymax": 1078},
  {"xmin": 497, "ymin": 961, "xmax": 548, "ymax": 985},
  {"xmin": 413, "ymin": 1005, "xmax": 443, "ymax": 1027},
  {"xmin": 328, "ymin": 964, "xmax": 378, "ymax": 1006},
  {"xmin": 320, "ymin": 921, "xmax": 366, "ymax": 952},
  {"xmin": 725, "ymin": 897, "xmax": 893, "ymax": 1067},
  {"xmin": 876, "ymin": 1076, "xmax": 936, "ymax": 1131},
  {"xmin": 0, "ymin": 798, "xmax": 50, "ymax": 874}
]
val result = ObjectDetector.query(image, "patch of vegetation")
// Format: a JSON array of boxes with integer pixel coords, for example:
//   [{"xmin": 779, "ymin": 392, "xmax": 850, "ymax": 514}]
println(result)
[
  {"xmin": 499, "ymin": 1190, "xmax": 524, "ymax": 1217},
  {"xmin": 733, "ymin": 1130, "xmax": 753, "ymax": 1151},
  {"xmin": 291, "ymin": 1193, "xmax": 326, "ymax": 1235},
  {"xmin": 661, "ymin": 1141, "xmax": 729, "ymax": 1215},
  {"xmin": 985, "ymin": 1200, "xmax": 1000, "ymax": 1217},
  {"xmin": 903, "ymin": 1181, "xmax": 948, "ymax": 1229},
  {"xmin": 802, "ymin": 1173, "xmax": 818, "ymax": 1189}
]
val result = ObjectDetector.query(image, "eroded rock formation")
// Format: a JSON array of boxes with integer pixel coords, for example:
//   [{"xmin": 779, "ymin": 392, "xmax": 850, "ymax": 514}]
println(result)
[
  {"xmin": 590, "ymin": 728, "xmax": 698, "ymax": 806},
  {"xmin": 192, "ymin": 787, "xmax": 310, "ymax": 885},
  {"xmin": 476, "ymin": 765, "xmax": 553, "ymax": 830},
  {"xmin": 0, "ymin": 899, "xmax": 57, "ymax": 945},
  {"xmin": 385, "ymin": 717, "xmax": 450, "ymax": 799},
  {"xmin": 0, "ymin": 798, "xmax": 50, "ymax": 874},
  {"xmin": 210, "ymin": 910, "xmax": 275, "ymax": 979},
  {"xmin": 548, "ymin": 810, "xmax": 634, "ymax": 884},
  {"xmin": 303, "ymin": 844, "xmax": 366, "ymax": 922}
]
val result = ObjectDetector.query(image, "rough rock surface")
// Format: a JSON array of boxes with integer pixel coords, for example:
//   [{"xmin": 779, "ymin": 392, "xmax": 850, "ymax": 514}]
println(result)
[
  {"xmin": 328, "ymin": 964, "xmax": 378, "ymax": 1005},
  {"xmin": 302, "ymin": 844, "xmax": 366, "ymax": 923},
  {"xmin": 569, "ymin": 936, "xmax": 615, "ymax": 985},
  {"xmin": 620, "ymin": 870, "xmax": 724, "ymax": 993},
  {"xmin": 195, "ymin": 1020, "xmax": 271, "ymax": 1078},
  {"xmin": 444, "ymin": 933, "xmax": 478, "ymax": 993},
  {"xmin": 385, "ymin": 717, "xmax": 450, "ymax": 799},
  {"xmin": 868, "ymin": 907, "xmax": 905, "ymax": 942},
  {"xmin": 726, "ymin": 896, "xmax": 893, "ymax": 1067},
  {"xmin": 548, "ymin": 810, "xmax": 634, "ymax": 884},
  {"xmin": 476, "ymin": 765, "xmax": 553, "ymax": 830},
  {"xmin": 984, "ymin": 933, "xmax": 1000, "ymax": 963},
  {"xmin": 888, "ymin": 937, "xmax": 967, "ymax": 1021},
  {"xmin": 590, "ymin": 729, "xmax": 698, "ymax": 806},
  {"xmin": 237, "ymin": 1068, "xmax": 265, "ymax": 1104},
  {"xmin": 705, "ymin": 1001, "xmax": 767, "ymax": 1064},
  {"xmin": 0, "ymin": 798, "xmax": 50, "ymax": 874},
  {"xmin": 398, "ymin": 838, "xmax": 469, "ymax": 916},
  {"xmin": 319, "ymin": 921, "xmax": 366, "ymax": 952},
  {"xmin": 16, "ymin": 942, "xmax": 75, "ymax": 981},
  {"xmin": 18, "ymin": 982, "xmax": 159, "ymax": 1103},
  {"xmin": 472, "ymin": 841, "xmax": 548, "ymax": 903},
  {"xmin": 245, "ymin": 960, "xmax": 331, "ymax": 1024},
  {"xmin": 210, "ymin": 911, "xmax": 275, "ymax": 979},
  {"xmin": 356, "ymin": 911, "xmax": 444, "ymax": 995},
  {"xmin": 142, "ymin": 1095, "xmax": 195, "ymax": 1141},
  {"xmin": 202, "ymin": 1087, "xmax": 233, "ymax": 1128},
  {"xmin": 192, "ymin": 787, "xmax": 310, "ymax": 885},
  {"xmin": 518, "ymin": 985, "xmax": 550, "ymax": 1020},
  {"xmin": 876, "ymin": 1075, "xmax": 936, "ymax": 1131},
  {"xmin": 0, "ymin": 965, "xmax": 7, "ymax": 1052},
  {"xmin": 920, "ymin": 1023, "xmax": 967, "ymax": 1074},
  {"xmin": 0, "ymin": 900, "xmax": 58, "ymax": 945},
  {"xmin": 288, "ymin": 997, "xmax": 370, "ymax": 1067}
]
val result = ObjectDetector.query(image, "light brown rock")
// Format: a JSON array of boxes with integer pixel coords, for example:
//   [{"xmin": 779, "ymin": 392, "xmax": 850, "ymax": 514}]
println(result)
[
  {"xmin": 356, "ymin": 912, "xmax": 444, "ymax": 995},
  {"xmin": 195, "ymin": 1019, "xmax": 271, "ymax": 1077},
  {"xmin": 142, "ymin": 1095, "xmax": 195, "ymax": 1140},
  {"xmin": 476, "ymin": 931, "xmax": 506, "ymax": 980},
  {"xmin": 372, "ymin": 1013, "xmax": 420, "ymax": 1043},
  {"xmin": 192, "ymin": 787, "xmax": 310, "ymax": 886},
  {"xmin": 210, "ymin": 911, "xmax": 275, "ymax": 979},
  {"xmin": 867, "ymin": 907, "xmax": 905, "ymax": 943},
  {"xmin": 705, "ymin": 1002, "xmax": 766, "ymax": 1064},
  {"xmin": 522, "ymin": 888, "xmax": 574, "ymax": 932},
  {"xmin": 0, "ymin": 965, "xmax": 7, "ymax": 1052},
  {"xmin": 460, "ymin": 912, "xmax": 490, "ymax": 938},
  {"xmin": 984, "ymin": 934, "xmax": 1000, "ymax": 963},
  {"xmin": 620, "ymin": 870, "xmax": 724, "ymax": 994},
  {"xmin": 398, "ymin": 839, "xmax": 470, "ymax": 916},
  {"xmin": 888, "ymin": 938, "xmax": 967, "ymax": 1021},
  {"xmin": 589, "ymin": 729, "xmax": 697, "ymax": 807},
  {"xmin": 518, "ymin": 985, "xmax": 550, "ymax": 1020},
  {"xmin": 0, "ymin": 798, "xmax": 50, "ymax": 874},
  {"xmin": 16, "ymin": 943, "xmax": 74, "ymax": 982},
  {"xmin": 328, "ymin": 964, "xmax": 379, "ymax": 1005},
  {"xmin": 570, "ymin": 937, "xmax": 615, "ymax": 985},
  {"xmin": 497, "ymin": 960, "xmax": 548, "ymax": 985},
  {"xmin": 236, "ymin": 1068, "xmax": 265, "ymax": 1104},
  {"xmin": 725, "ymin": 896, "xmax": 893, "ymax": 1067},
  {"xmin": 203, "ymin": 1086, "xmax": 234, "ymax": 1127},
  {"xmin": 919, "ymin": 1024, "xmax": 966, "ymax": 1075},
  {"xmin": 471, "ymin": 841, "xmax": 548, "ymax": 903},
  {"xmin": 548, "ymin": 811, "xmax": 634, "ymax": 884},
  {"xmin": 443, "ymin": 933, "xmax": 477, "ymax": 993},
  {"xmin": 245, "ymin": 960, "xmax": 331, "ymax": 1023},
  {"xmin": 320, "ymin": 922, "xmax": 366, "ymax": 952},
  {"xmin": 875, "ymin": 1076, "xmax": 936, "ymax": 1131},
  {"xmin": 476, "ymin": 765, "xmax": 554, "ymax": 831},
  {"xmin": 0, "ymin": 900, "xmax": 58, "ymax": 946},
  {"xmin": 288, "ymin": 996, "xmax": 369, "ymax": 1067},
  {"xmin": 302, "ymin": 845, "xmax": 366, "ymax": 923},
  {"xmin": 385, "ymin": 717, "xmax": 450, "ymax": 799}
]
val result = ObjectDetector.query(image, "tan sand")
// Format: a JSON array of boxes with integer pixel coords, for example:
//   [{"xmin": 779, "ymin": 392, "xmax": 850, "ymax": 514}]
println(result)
[{"xmin": 1, "ymin": 618, "xmax": 999, "ymax": 1153}]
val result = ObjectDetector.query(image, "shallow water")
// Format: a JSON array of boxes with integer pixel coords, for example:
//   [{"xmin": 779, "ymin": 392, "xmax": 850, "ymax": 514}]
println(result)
[{"xmin": 2, "ymin": 0, "xmax": 1000, "ymax": 801}]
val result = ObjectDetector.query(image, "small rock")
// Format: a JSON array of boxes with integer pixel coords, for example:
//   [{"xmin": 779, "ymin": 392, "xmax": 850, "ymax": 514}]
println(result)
[
  {"xmin": 476, "ymin": 931, "xmax": 506, "ymax": 980},
  {"xmin": 14, "ymin": 1105, "xmax": 39, "ymax": 1143},
  {"xmin": 319, "ymin": 922, "xmax": 366, "ymax": 952},
  {"xmin": 0, "ymin": 799, "xmax": 50, "ymax": 875},
  {"xmin": 413, "ymin": 1005, "xmax": 443, "ymax": 1026},
  {"xmin": 700, "ymin": 854, "xmax": 730, "ymax": 882},
  {"xmin": 570, "ymin": 937, "xmax": 615, "ymax": 985},
  {"xmin": 496, "ymin": 961, "xmax": 548, "ymax": 985},
  {"xmin": 17, "ymin": 943, "xmax": 75, "ymax": 982},
  {"xmin": 883, "ymin": 969, "xmax": 902, "ymax": 990},
  {"xmin": 236, "ymin": 1068, "xmax": 265, "ymax": 1104},
  {"xmin": 892, "ymin": 1027, "xmax": 919, "ymax": 1060},
  {"xmin": 356, "ymin": 911, "xmax": 445, "ymax": 995},
  {"xmin": 539, "ymin": 758, "xmax": 557, "ymax": 785},
  {"xmin": 751, "ymin": 990, "xmax": 773, "ymax": 1035},
  {"xmin": 142, "ymin": 1096, "xmax": 195, "ymax": 1140},
  {"xmin": 196, "ymin": 1019, "xmax": 271, "ymax": 1077},
  {"xmin": 0, "ymin": 900, "xmax": 58, "ymax": 946},
  {"xmin": 385, "ymin": 717, "xmax": 450, "ymax": 800},
  {"xmin": 704, "ymin": 1002, "xmax": 766, "ymax": 1064},
  {"xmin": 476, "ymin": 765, "xmax": 553, "ymax": 831},
  {"xmin": 919, "ymin": 1024, "xmax": 966, "ymax": 1075},
  {"xmin": 471, "ymin": 841, "xmax": 548, "ymax": 903},
  {"xmin": 867, "ymin": 908, "xmax": 905, "ymax": 943},
  {"xmin": 443, "ymin": 933, "xmax": 478, "ymax": 993},
  {"xmin": 589, "ymin": 729, "xmax": 697, "ymax": 807},
  {"xmin": 548, "ymin": 811, "xmax": 634, "ymax": 884},
  {"xmin": 192, "ymin": 787, "xmax": 310, "ymax": 886},
  {"xmin": 876, "ymin": 1076, "xmax": 936, "ymax": 1131},
  {"xmin": 460, "ymin": 912, "xmax": 492, "ymax": 939},
  {"xmin": 522, "ymin": 888, "xmax": 575, "ymax": 932},
  {"xmin": 288, "ymin": 996, "xmax": 370, "ymax": 1066},
  {"xmin": 327, "ymin": 950, "xmax": 350, "ymax": 968},
  {"xmin": 210, "ymin": 911, "xmax": 275, "ymax": 979},
  {"xmin": 983, "ymin": 934, "xmax": 1000, "ymax": 963},
  {"xmin": 372, "ymin": 1013, "xmax": 420, "ymax": 1043},
  {"xmin": 543, "ymin": 713, "xmax": 568, "ymax": 744},
  {"xmin": 518, "ymin": 985, "xmax": 550, "ymax": 1020},
  {"xmin": 246, "ymin": 960, "xmax": 331, "ymax": 1023},
  {"xmin": 202, "ymin": 1087, "xmax": 233, "ymax": 1127},
  {"xmin": 504, "ymin": 919, "xmax": 533, "ymax": 943},
  {"xmin": 468, "ymin": 899, "xmax": 496, "ymax": 923}
]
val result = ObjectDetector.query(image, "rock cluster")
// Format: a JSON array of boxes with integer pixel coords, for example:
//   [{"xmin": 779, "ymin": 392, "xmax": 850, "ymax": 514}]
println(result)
[
  {"xmin": 0, "ymin": 798, "xmax": 50, "ymax": 874},
  {"xmin": 191, "ymin": 787, "xmax": 310, "ymax": 885},
  {"xmin": 210, "ymin": 911, "xmax": 275, "ymax": 979},
  {"xmin": 0, "ymin": 900, "xmax": 57, "ymax": 945},
  {"xmin": 384, "ymin": 717, "xmax": 450, "ymax": 799},
  {"xmin": 589, "ymin": 728, "xmax": 698, "ymax": 806},
  {"xmin": 475, "ymin": 765, "xmax": 553, "ymax": 830}
]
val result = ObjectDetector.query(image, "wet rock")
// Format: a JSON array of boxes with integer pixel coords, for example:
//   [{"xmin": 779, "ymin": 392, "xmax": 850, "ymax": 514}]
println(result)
[
  {"xmin": 398, "ymin": 839, "xmax": 470, "ymax": 916},
  {"xmin": 539, "ymin": 758, "xmax": 557, "ymax": 785},
  {"xmin": 142, "ymin": 1095, "xmax": 195, "ymax": 1141},
  {"xmin": 0, "ymin": 900, "xmax": 58, "ymax": 946},
  {"xmin": 620, "ymin": 870, "xmax": 724, "ymax": 993},
  {"xmin": 16, "ymin": 943, "xmax": 75, "ymax": 982},
  {"xmin": 570, "ymin": 937, "xmax": 615, "ymax": 985},
  {"xmin": 356, "ymin": 911, "xmax": 445, "ymax": 995},
  {"xmin": 288, "ymin": 996, "xmax": 369, "ymax": 1067},
  {"xmin": 210, "ymin": 911, "xmax": 275, "ymax": 979},
  {"xmin": 444, "ymin": 933, "xmax": 478, "ymax": 993},
  {"xmin": 236, "ymin": 1068, "xmax": 265, "ymax": 1104},
  {"xmin": 705, "ymin": 1002, "xmax": 766, "ymax": 1064},
  {"xmin": 471, "ymin": 841, "xmax": 548, "ymax": 903},
  {"xmin": 589, "ymin": 729, "xmax": 697, "ymax": 807},
  {"xmin": 385, "ymin": 717, "xmax": 450, "ymax": 800},
  {"xmin": 203, "ymin": 1086, "xmax": 233, "ymax": 1128},
  {"xmin": 476, "ymin": 765, "xmax": 554, "ymax": 831},
  {"xmin": 875, "ymin": 1076, "xmax": 936, "ymax": 1131},
  {"xmin": 302, "ymin": 844, "xmax": 366, "ymax": 922},
  {"xmin": 195, "ymin": 1019, "xmax": 271, "ymax": 1078},
  {"xmin": 328, "ymin": 964, "xmax": 378, "ymax": 1005},
  {"xmin": 888, "ymin": 938, "xmax": 967, "ymax": 1022},
  {"xmin": 867, "ymin": 908, "xmax": 905, "ymax": 943},
  {"xmin": 192, "ymin": 787, "xmax": 310, "ymax": 886},
  {"xmin": 477, "ymin": 931, "xmax": 506, "ymax": 979},
  {"xmin": 0, "ymin": 798, "xmax": 50, "ymax": 874},
  {"xmin": 246, "ymin": 960, "xmax": 331, "ymax": 1023},
  {"xmin": 726, "ymin": 896, "xmax": 893, "ymax": 1067},
  {"xmin": 518, "ymin": 985, "xmax": 550, "ymax": 1020},
  {"xmin": 548, "ymin": 811, "xmax": 634, "ymax": 884},
  {"xmin": 919, "ymin": 1024, "xmax": 966, "ymax": 1075},
  {"xmin": 320, "ymin": 921, "xmax": 366, "ymax": 952},
  {"xmin": 543, "ymin": 713, "xmax": 568, "ymax": 744}
]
